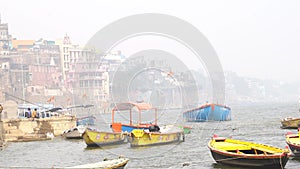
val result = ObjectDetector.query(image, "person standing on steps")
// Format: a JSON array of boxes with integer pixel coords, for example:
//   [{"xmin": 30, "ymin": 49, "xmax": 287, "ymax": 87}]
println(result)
[
  {"xmin": 25, "ymin": 108, "xmax": 31, "ymax": 118},
  {"xmin": 0, "ymin": 104, "xmax": 3, "ymax": 121},
  {"xmin": 32, "ymin": 108, "xmax": 37, "ymax": 118}
]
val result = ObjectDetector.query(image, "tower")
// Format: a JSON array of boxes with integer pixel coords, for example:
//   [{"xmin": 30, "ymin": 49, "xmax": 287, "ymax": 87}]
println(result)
[{"xmin": 0, "ymin": 14, "xmax": 9, "ymax": 51}]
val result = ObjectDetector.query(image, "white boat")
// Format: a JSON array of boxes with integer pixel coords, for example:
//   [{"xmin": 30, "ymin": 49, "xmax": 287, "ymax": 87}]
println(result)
[
  {"xmin": 62, "ymin": 125, "xmax": 87, "ymax": 139},
  {"xmin": 65, "ymin": 157, "xmax": 129, "ymax": 169}
]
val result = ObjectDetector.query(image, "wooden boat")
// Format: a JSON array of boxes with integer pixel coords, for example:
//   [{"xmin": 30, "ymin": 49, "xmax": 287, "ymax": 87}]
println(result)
[
  {"xmin": 160, "ymin": 124, "xmax": 192, "ymax": 134},
  {"xmin": 208, "ymin": 135, "xmax": 291, "ymax": 168},
  {"xmin": 178, "ymin": 125, "xmax": 192, "ymax": 134},
  {"xmin": 281, "ymin": 117, "xmax": 300, "ymax": 129},
  {"xmin": 111, "ymin": 102, "xmax": 158, "ymax": 132},
  {"xmin": 82, "ymin": 128, "xmax": 126, "ymax": 147},
  {"xmin": 183, "ymin": 103, "xmax": 231, "ymax": 122},
  {"xmin": 65, "ymin": 157, "xmax": 129, "ymax": 169},
  {"xmin": 129, "ymin": 125, "xmax": 185, "ymax": 147},
  {"xmin": 76, "ymin": 115, "xmax": 96, "ymax": 126},
  {"xmin": 286, "ymin": 132, "xmax": 300, "ymax": 156},
  {"xmin": 62, "ymin": 125, "xmax": 87, "ymax": 139}
]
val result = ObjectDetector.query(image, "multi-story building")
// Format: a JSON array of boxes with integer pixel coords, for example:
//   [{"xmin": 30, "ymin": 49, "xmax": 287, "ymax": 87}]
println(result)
[
  {"xmin": 0, "ymin": 36, "xmax": 63, "ymax": 102},
  {"xmin": 0, "ymin": 15, "xmax": 11, "ymax": 52},
  {"xmin": 67, "ymin": 50, "xmax": 109, "ymax": 108},
  {"xmin": 11, "ymin": 40, "xmax": 35, "ymax": 52},
  {"xmin": 57, "ymin": 34, "xmax": 73, "ymax": 82},
  {"xmin": 0, "ymin": 22, "xmax": 113, "ymax": 109}
]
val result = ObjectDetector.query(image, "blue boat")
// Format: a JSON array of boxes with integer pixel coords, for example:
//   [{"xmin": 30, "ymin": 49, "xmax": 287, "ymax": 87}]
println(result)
[
  {"xmin": 111, "ymin": 102, "xmax": 158, "ymax": 133},
  {"xmin": 183, "ymin": 103, "xmax": 231, "ymax": 122},
  {"xmin": 76, "ymin": 115, "xmax": 96, "ymax": 126}
]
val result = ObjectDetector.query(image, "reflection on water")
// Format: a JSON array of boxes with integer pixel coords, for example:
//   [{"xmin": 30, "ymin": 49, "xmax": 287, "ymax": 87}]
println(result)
[
  {"xmin": 0, "ymin": 103, "xmax": 300, "ymax": 168},
  {"xmin": 211, "ymin": 163, "xmax": 246, "ymax": 169}
]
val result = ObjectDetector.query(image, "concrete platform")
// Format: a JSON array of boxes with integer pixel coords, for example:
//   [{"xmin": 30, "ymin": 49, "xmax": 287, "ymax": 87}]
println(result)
[{"xmin": 0, "ymin": 115, "xmax": 76, "ymax": 142}]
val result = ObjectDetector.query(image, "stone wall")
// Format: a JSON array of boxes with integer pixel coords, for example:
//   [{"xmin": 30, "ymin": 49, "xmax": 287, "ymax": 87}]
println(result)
[{"xmin": 1, "ymin": 116, "xmax": 76, "ymax": 142}]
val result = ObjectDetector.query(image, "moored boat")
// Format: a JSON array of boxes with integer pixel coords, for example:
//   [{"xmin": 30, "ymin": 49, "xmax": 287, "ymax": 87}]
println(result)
[
  {"xmin": 178, "ymin": 125, "xmax": 192, "ymax": 134},
  {"xmin": 76, "ymin": 115, "xmax": 96, "ymax": 126},
  {"xmin": 281, "ymin": 117, "xmax": 300, "ymax": 129},
  {"xmin": 111, "ymin": 102, "xmax": 157, "ymax": 132},
  {"xmin": 129, "ymin": 125, "xmax": 185, "ymax": 147},
  {"xmin": 183, "ymin": 103, "xmax": 231, "ymax": 122},
  {"xmin": 62, "ymin": 125, "xmax": 87, "ymax": 139},
  {"xmin": 208, "ymin": 135, "xmax": 291, "ymax": 168},
  {"xmin": 64, "ymin": 157, "xmax": 129, "ymax": 169},
  {"xmin": 286, "ymin": 132, "xmax": 300, "ymax": 157},
  {"xmin": 82, "ymin": 128, "xmax": 126, "ymax": 147}
]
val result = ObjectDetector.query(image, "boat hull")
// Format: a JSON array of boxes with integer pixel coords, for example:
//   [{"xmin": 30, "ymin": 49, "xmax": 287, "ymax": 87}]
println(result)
[
  {"xmin": 281, "ymin": 117, "xmax": 300, "ymax": 129},
  {"xmin": 82, "ymin": 129, "xmax": 125, "ymax": 147},
  {"xmin": 63, "ymin": 130, "xmax": 83, "ymax": 139},
  {"xmin": 208, "ymin": 136, "xmax": 290, "ymax": 168},
  {"xmin": 183, "ymin": 103, "xmax": 231, "ymax": 122},
  {"xmin": 210, "ymin": 149, "xmax": 289, "ymax": 168},
  {"xmin": 129, "ymin": 129, "xmax": 184, "ymax": 147},
  {"xmin": 62, "ymin": 126, "xmax": 86, "ymax": 139},
  {"xmin": 65, "ymin": 157, "xmax": 129, "ymax": 169}
]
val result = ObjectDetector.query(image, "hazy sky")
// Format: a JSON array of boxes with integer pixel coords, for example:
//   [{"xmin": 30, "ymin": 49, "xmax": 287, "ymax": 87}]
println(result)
[{"xmin": 1, "ymin": 0, "xmax": 299, "ymax": 82}]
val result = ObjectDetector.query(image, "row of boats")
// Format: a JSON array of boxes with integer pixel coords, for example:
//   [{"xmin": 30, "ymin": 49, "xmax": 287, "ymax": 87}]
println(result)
[
  {"xmin": 204, "ymin": 103, "xmax": 300, "ymax": 168},
  {"xmin": 183, "ymin": 102, "xmax": 300, "ymax": 168},
  {"xmin": 61, "ymin": 101, "xmax": 300, "ymax": 168},
  {"xmin": 63, "ymin": 102, "xmax": 188, "ymax": 148}
]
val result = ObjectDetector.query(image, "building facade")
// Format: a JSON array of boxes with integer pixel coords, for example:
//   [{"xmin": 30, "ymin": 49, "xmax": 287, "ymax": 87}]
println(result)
[{"xmin": 0, "ymin": 15, "xmax": 11, "ymax": 52}]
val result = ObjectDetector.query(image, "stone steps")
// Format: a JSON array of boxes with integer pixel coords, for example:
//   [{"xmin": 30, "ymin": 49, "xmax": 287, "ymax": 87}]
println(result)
[
  {"xmin": 5, "ymin": 129, "xmax": 23, "ymax": 135},
  {"xmin": 2, "ymin": 116, "xmax": 76, "ymax": 141},
  {"xmin": 3, "ymin": 124, "xmax": 18, "ymax": 130},
  {"xmin": 4, "ymin": 133, "xmax": 49, "ymax": 142}
]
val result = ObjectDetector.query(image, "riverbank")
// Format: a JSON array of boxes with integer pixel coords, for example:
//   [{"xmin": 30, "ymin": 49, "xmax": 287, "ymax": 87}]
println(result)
[{"xmin": 0, "ymin": 116, "xmax": 76, "ymax": 142}]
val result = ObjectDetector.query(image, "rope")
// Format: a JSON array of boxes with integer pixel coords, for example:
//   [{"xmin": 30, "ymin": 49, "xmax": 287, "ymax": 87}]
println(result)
[
  {"xmin": 4, "ymin": 92, "xmax": 52, "ymax": 110},
  {"xmin": 280, "ymin": 154, "xmax": 285, "ymax": 169}
]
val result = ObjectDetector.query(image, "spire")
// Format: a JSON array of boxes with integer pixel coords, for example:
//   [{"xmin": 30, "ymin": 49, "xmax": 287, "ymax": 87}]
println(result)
[
  {"xmin": 50, "ymin": 56, "xmax": 55, "ymax": 66},
  {"xmin": 63, "ymin": 33, "xmax": 71, "ymax": 45}
]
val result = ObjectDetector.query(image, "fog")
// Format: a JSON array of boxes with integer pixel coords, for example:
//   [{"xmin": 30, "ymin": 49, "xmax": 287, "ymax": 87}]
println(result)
[
  {"xmin": 1, "ymin": 0, "xmax": 299, "ymax": 82},
  {"xmin": 0, "ymin": 0, "xmax": 299, "ymax": 108}
]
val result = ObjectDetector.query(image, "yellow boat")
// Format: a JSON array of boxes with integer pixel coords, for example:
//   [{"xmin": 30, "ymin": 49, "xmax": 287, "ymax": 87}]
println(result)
[
  {"xmin": 208, "ymin": 135, "xmax": 291, "ymax": 168},
  {"xmin": 82, "ymin": 128, "xmax": 126, "ymax": 147},
  {"xmin": 281, "ymin": 117, "xmax": 300, "ymax": 129},
  {"xmin": 129, "ymin": 125, "xmax": 185, "ymax": 147},
  {"xmin": 286, "ymin": 132, "xmax": 300, "ymax": 156}
]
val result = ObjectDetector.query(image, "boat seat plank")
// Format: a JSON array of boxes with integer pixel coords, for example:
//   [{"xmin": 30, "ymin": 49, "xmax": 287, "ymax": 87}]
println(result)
[
  {"xmin": 250, "ymin": 146, "xmax": 279, "ymax": 153},
  {"xmin": 225, "ymin": 139, "xmax": 283, "ymax": 153},
  {"xmin": 213, "ymin": 142, "xmax": 251, "ymax": 151},
  {"xmin": 287, "ymin": 138, "xmax": 300, "ymax": 144}
]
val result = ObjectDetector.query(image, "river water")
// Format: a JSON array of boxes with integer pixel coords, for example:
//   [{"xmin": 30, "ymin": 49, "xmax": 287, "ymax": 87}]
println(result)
[{"xmin": 1, "ymin": 102, "xmax": 300, "ymax": 169}]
